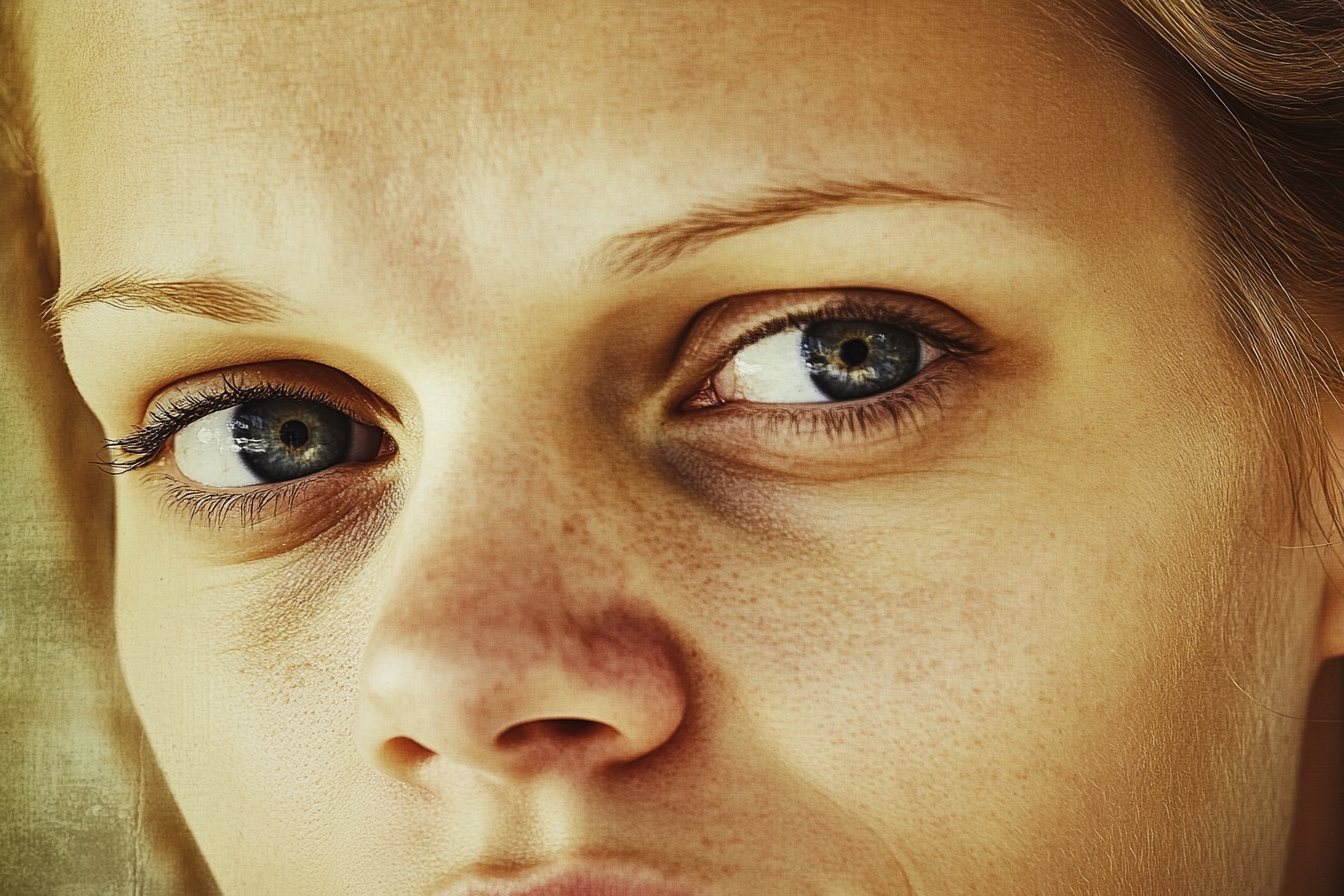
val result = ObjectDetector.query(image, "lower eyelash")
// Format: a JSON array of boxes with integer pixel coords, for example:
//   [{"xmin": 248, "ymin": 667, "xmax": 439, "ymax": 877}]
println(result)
[
  {"xmin": 712, "ymin": 361, "xmax": 957, "ymax": 445},
  {"xmin": 156, "ymin": 472, "xmax": 323, "ymax": 528}
]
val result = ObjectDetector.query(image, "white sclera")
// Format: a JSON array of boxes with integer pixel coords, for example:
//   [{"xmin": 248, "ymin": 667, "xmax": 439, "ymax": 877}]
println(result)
[
  {"xmin": 714, "ymin": 328, "xmax": 827, "ymax": 404},
  {"xmin": 174, "ymin": 408, "xmax": 267, "ymax": 487}
]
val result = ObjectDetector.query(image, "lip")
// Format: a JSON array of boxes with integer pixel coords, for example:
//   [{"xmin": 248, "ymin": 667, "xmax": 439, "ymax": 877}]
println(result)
[{"xmin": 437, "ymin": 867, "xmax": 703, "ymax": 896}]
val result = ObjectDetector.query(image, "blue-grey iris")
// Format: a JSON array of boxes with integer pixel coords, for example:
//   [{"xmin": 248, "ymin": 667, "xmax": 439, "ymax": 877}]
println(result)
[
  {"xmin": 801, "ymin": 320, "xmax": 921, "ymax": 400},
  {"xmin": 230, "ymin": 398, "xmax": 356, "ymax": 483}
]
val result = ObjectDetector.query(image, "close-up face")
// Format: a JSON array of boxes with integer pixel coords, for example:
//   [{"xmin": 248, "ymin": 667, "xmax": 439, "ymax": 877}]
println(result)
[{"xmin": 22, "ymin": 1, "xmax": 1344, "ymax": 894}]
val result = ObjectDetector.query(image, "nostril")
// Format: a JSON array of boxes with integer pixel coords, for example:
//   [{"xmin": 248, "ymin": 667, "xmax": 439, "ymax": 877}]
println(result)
[
  {"xmin": 385, "ymin": 736, "xmax": 435, "ymax": 766},
  {"xmin": 542, "ymin": 718, "xmax": 604, "ymax": 740},
  {"xmin": 495, "ymin": 717, "xmax": 611, "ymax": 749}
]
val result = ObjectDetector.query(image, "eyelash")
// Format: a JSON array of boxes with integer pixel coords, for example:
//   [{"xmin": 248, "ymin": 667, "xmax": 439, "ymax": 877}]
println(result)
[
  {"xmin": 103, "ymin": 374, "xmax": 373, "ymax": 526},
  {"xmin": 683, "ymin": 295, "xmax": 987, "ymax": 442},
  {"xmin": 713, "ymin": 366, "xmax": 959, "ymax": 441},
  {"xmin": 104, "ymin": 374, "xmax": 356, "ymax": 472},
  {"xmin": 158, "ymin": 472, "xmax": 328, "ymax": 528}
]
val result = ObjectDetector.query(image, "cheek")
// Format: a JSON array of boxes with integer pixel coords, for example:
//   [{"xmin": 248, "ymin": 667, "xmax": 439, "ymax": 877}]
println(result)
[
  {"xmin": 112, "ymin": 485, "xmax": 417, "ymax": 889},
  {"xmin": 680, "ymin": 518, "xmax": 1137, "ymax": 846},
  {"xmin": 109, "ymin": 382, "xmax": 1318, "ymax": 894},
  {"xmin": 657, "ymin": 443, "xmax": 1312, "ymax": 882}
]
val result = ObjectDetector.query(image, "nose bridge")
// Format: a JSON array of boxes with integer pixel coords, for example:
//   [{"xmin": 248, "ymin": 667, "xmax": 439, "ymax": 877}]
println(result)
[
  {"xmin": 381, "ymin": 528, "xmax": 632, "ymax": 681},
  {"xmin": 390, "ymin": 437, "xmax": 627, "ymax": 629},
  {"xmin": 355, "ymin": 440, "xmax": 688, "ymax": 787},
  {"xmin": 398, "ymin": 394, "xmax": 609, "ymax": 553}
]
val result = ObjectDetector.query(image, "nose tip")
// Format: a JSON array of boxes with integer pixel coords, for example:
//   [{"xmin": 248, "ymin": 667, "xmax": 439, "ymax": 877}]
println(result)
[{"xmin": 355, "ymin": 606, "xmax": 688, "ymax": 788}]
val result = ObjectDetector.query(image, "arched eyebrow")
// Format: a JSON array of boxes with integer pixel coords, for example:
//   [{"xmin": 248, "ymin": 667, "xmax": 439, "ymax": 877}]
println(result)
[
  {"xmin": 593, "ymin": 178, "xmax": 1005, "ymax": 278},
  {"xmin": 47, "ymin": 276, "xmax": 285, "ymax": 327}
]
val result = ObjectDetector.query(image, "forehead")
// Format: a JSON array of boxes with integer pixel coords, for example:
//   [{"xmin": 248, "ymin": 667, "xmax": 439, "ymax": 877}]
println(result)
[{"xmin": 27, "ymin": 0, "xmax": 1179, "ymax": 293}]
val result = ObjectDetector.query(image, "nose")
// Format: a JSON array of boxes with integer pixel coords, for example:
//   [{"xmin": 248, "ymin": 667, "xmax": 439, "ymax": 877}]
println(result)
[{"xmin": 354, "ymin": 547, "xmax": 688, "ymax": 788}]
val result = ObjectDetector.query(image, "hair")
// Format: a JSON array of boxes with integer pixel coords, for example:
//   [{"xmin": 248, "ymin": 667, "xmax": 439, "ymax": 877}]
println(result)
[
  {"xmin": 0, "ymin": 1, "xmax": 54, "ymax": 296},
  {"xmin": 1, "ymin": 0, "xmax": 1342, "ymax": 503},
  {"xmin": 0, "ymin": 4, "xmax": 28, "ymax": 179},
  {"xmin": 1089, "ymin": 0, "xmax": 1344, "ymax": 523}
]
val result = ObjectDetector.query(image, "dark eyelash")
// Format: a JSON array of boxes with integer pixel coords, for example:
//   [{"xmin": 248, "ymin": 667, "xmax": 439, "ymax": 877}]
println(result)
[
  {"xmin": 738, "ymin": 363, "xmax": 958, "ymax": 444},
  {"xmin": 721, "ymin": 295, "xmax": 988, "ymax": 363},
  {"xmin": 101, "ymin": 373, "xmax": 351, "ymax": 473},
  {"xmin": 153, "ymin": 471, "xmax": 324, "ymax": 528}
]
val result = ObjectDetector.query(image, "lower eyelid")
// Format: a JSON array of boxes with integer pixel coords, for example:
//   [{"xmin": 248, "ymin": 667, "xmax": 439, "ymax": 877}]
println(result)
[
  {"xmin": 149, "ymin": 449, "xmax": 397, "ymax": 535},
  {"xmin": 745, "ymin": 369, "xmax": 947, "ymax": 434},
  {"xmin": 667, "ymin": 356, "xmax": 969, "ymax": 476}
]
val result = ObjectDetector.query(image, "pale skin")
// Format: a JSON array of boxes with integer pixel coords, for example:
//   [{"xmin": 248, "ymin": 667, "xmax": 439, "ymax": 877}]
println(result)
[{"xmin": 26, "ymin": 0, "xmax": 1344, "ymax": 893}]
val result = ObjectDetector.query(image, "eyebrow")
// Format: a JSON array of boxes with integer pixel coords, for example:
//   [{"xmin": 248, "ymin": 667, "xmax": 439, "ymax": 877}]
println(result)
[
  {"xmin": 594, "ymin": 178, "xmax": 1005, "ymax": 277},
  {"xmin": 48, "ymin": 275, "xmax": 286, "ymax": 327},
  {"xmin": 49, "ymin": 179, "xmax": 1000, "ymax": 324}
]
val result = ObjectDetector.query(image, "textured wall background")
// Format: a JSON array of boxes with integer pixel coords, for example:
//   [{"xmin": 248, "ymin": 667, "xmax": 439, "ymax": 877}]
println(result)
[{"xmin": 0, "ymin": 139, "xmax": 216, "ymax": 896}]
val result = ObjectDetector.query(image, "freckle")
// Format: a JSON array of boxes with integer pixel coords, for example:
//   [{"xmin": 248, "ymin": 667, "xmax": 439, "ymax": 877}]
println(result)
[{"xmin": 562, "ymin": 520, "xmax": 576, "ymax": 535}]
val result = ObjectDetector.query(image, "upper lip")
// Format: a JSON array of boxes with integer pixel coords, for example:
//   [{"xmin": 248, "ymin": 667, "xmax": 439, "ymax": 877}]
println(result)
[{"xmin": 435, "ymin": 866, "xmax": 704, "ymax": 896}]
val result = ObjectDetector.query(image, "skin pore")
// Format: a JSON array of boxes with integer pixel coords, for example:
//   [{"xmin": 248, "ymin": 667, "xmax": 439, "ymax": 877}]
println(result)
[{"xmin": 25, "ymin": 0, "xmax": 1344, "ymax": 894}]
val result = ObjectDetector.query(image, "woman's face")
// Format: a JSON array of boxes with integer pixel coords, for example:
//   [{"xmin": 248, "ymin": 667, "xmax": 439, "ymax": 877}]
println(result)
[{"xmin": 34, "ymin": 1, "xmax": 1343, "ymax": 893}]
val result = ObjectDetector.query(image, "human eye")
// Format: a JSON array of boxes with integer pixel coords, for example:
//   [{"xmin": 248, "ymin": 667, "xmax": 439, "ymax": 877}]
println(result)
[
  {"xmin": 694, "ymin": 318, "xmax": 941, "ymax": 406},
  {"xmin": 675, "ymin": 289, "xmax": 986, "ymax": 448},
  {"xmin": 171, "ymin": 396, "xmax": 383, "ymax": 487},
  {"xmin": 104, "ymin": 363, "xmax": 394, "ymax": 523}
]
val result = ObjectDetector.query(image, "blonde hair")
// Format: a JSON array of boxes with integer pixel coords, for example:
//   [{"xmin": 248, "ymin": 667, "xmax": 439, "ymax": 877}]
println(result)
[
  {"xmin": 1101, "ymin": 0, "xmax": 1344, "ymax": 517},
  {"xmin": 0, "ymin": 1, "xmax": 52, "ymax": 295}
]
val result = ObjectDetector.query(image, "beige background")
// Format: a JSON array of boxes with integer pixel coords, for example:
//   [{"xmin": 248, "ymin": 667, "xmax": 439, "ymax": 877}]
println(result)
[{"xmin": 0, "ymin": 152, "xmax": 216, "ymax": 894}]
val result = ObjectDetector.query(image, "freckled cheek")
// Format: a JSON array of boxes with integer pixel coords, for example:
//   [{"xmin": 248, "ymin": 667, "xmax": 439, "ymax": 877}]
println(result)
[
  {"xmin": 114, "ymin": 537, "xmax": 413, "ymax": 887},
  {"xmin": 111, "ymin": 496, "xmax": 392, "ymax": 792},
  {"xmin": 652, "ymin": 497, "xmax": 1161, "ymax": 823}
]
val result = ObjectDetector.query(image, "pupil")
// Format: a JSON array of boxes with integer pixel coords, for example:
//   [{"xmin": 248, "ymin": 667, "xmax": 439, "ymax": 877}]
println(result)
[
  {"xmin": 838, "ymin": 338, "xmax": 870, "ymax": 368},
  {"xmin": 279, "ymin": 419, "xmax": 309, "ymax": 449},
  {"xmin": 801, "ymin": 319, "xmax": 920, "ymax": 401},
  {"xmin": 234, "ymin": 398, "xmax": 355, "ymax": 484}
]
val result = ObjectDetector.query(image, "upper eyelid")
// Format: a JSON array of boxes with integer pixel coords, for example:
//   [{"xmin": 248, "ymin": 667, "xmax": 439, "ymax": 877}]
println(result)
[{"xmin": 708, "ymin": 292, "xmax": 989, "ymax": 373}]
